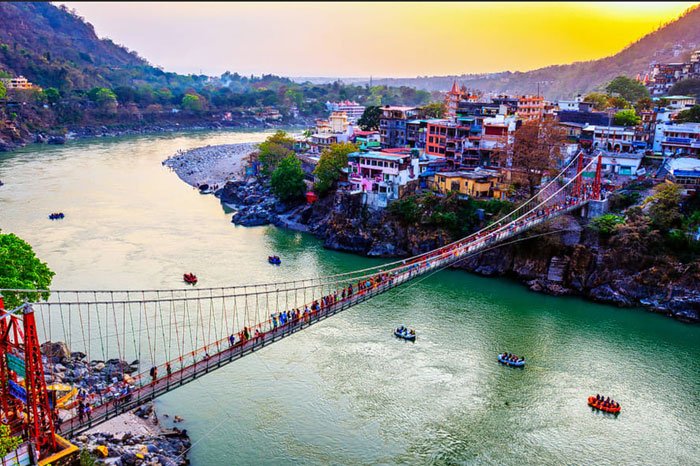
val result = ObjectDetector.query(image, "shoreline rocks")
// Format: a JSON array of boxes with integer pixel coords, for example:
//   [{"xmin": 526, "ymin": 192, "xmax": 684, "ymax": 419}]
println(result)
[{"xmin": 74, "ymin": 403, "xmax": 192, "ymax": 465}]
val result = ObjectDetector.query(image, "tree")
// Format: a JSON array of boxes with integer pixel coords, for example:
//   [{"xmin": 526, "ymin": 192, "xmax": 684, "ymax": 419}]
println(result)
[
  {"xmin": 181, "ymin": 94, "xmax": 203, "ymax": 112},
  {"xmin": 493, "ymin": 119, "xmax": 567, "ymax": 197},
  {"xmin": 421, "ymin": 101, "xmax": 447, "ymax": 118},
  {"xmin": 313, "ymin": 142, "xmax": 356, "ymax": 195},
  {"xmin": 0, "ymin": 425, "xmax": 22, "ymax": 459},
  {"xmin": 675, "ymin": 105, "xmax": 700, "ymax": 123},
  {"xmin": 645, "ymin": 182, "xmax": 683, "ymax": 231},
  {"xmin": 0, "ymin": 231, "xmax": 55, "ymax": 309},
  {"xmin": 357, "ymin": 105, "xmax": 381, "ymax": 130},
  {"xmin": 258, "ymin": 131, "xmax": 295, "ymax": 175},
  {"xmin": 43, "ymin": 87, "xmax": 61, "ymax": 105},
  {"xmin": 605, "ymin": 76, "xmax": 650, "ymax": 103},
  {"xmin": 270, "ymin": 155, "xmax": 306, "ymax": 202},
  {"xmin": 613, "ymin": 109, "xmax": 641, "ymax": 126},
  {"xmin": 607, "ymin": 96, "xmax": 630, "ymax": 110},
  {"xmin": 583, "ymin": 92, "xmax": 609, "ymax": 111},
  {"xmin": 668, "ymin": 78, "xmax": 700, "ymax": 99},
  {"xmin": 0, "ymin": 80, "xmax": 6, "ymax": 100}
]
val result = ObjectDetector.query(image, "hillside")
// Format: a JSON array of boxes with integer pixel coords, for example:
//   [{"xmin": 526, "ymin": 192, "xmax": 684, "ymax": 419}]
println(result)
[
  {"xmin": 365, "ymin": 4, "xmax": 700, "ymax": 99},
  {"xmin": 0, "ymin": 3, "xmax": 206, "ymax": 91}
]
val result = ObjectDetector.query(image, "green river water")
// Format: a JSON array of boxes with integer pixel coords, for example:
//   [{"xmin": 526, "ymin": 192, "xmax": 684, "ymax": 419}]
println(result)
[{"xmin": 0, "ymin": 131, "xmax": 698, "ymax": 465}]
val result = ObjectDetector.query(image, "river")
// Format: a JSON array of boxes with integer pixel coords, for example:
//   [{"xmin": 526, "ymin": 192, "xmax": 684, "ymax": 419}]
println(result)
[{"xmin": 0, "ymin": 131, "xmax": 698, "ymax": 465}]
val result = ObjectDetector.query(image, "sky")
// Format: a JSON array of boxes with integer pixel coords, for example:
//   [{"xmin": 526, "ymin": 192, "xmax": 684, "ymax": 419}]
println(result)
[{"xmin": 62, "ymin": 2, "xmax": 699, "ymax": 78}]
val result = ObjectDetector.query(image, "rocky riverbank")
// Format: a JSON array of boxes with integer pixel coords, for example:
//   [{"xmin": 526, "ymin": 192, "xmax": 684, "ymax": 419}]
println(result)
[
  {"xmin": 40, "ymin": 341, "xmax": 192, "ymax": 464},
  {"xmin": 213, "ymin": 178, "xmax": 700, "ymax": 323},
  {"xmin": 73, "ymin": 403, "xmax": 192, "ymax": 466},
  {"xmin": 163, "ymin": 142, "xmax": 259, "ymax": 191}
]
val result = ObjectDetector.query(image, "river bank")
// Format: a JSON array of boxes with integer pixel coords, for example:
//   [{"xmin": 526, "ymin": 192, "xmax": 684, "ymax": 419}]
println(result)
[
  {"xmin": 163, "ymin": 142, "xmax": 259, "ymax": 191},
  {"xmin": 0, "ymin": 117, "xmax": 309, "ymax": 152},
  {"xmin": 73, "ymin": 404, "xmax": 191, "ymax": 465},
  {"xmin": 215, "ymin": 177, "xmax": 700, "ymax": 323}
]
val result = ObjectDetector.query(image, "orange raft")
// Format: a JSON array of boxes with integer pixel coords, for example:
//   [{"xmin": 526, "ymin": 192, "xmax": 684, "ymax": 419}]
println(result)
[{"xmin": 588, "ymin": 396, "xmax": 621, "ymax": 414}]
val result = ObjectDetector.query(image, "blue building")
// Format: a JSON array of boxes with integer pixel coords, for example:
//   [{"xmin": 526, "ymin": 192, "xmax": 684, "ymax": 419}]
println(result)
[{"xmin": 379, "ymin": 106, "xmax": 418, "ymax": 148}]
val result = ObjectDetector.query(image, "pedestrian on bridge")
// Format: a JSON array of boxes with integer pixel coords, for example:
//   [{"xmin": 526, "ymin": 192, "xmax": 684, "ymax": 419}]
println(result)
[
  {"xmin": 150, "ymin": 366, "xmax": 158, "ymax": 384},
  {"xmin": 166, "ymin": 362, "xmax": 172, "ymax": 378},
  {"xmin": 229, "ymin": 334, "xmax": 236, "ymax": 347}
]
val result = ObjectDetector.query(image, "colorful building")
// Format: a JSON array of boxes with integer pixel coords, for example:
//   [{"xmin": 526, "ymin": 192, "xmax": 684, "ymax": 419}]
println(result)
[
  {"xmin": 0, "ymin": 75, "xmax": 39, "ymax": 90},
  {"xmin": 379, "ymin": 106, "xmax": 418, "ymax": 148},
  {"xmin": 517, "ymin": 95, "xmax": 545, "ymax": 121},
  {"xmin": 432, "ymin": 167, "xmax": 506, "ymax": 199},
  {"xmin": 656, "ymin": 122, "xmax": 700, "ymax": 157},
  {"xmin": 347, "ymin": 149, "xmax": 421, "ymax": 207}
]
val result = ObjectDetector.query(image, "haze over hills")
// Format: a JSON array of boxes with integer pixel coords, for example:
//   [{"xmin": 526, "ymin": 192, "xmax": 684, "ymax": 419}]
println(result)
[
  {"xmin": 0, "ymin": 2, "xmax": 698, "ymax": 99},
  {"xmin": 293, "ymin": 4, "xmax": 700, "ymax": 99},
  {"xmin": 0, "ymin": 2, "xmax": 209, "ymax": 91}
]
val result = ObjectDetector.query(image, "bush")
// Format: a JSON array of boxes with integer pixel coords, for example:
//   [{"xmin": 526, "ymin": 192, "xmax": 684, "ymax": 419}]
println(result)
[
  {"xmin": 388, "ymin": 197, "xmax": 421, "ymax": 224},
  {"xmin": 607, "ymin": 191, "xmax": 641, "ymax": 212},
  {"xmin": 590, "ymin": 214, "xmax": 625, "ymax": 235}
]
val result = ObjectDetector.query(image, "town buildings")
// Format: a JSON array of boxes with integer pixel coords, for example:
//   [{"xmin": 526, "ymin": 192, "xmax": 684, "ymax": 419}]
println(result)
[
  {"xmin": 309, "ymin": 111, "xmax": 354, "ymax": 152},
  {"xmin": 640, "ymin": 50, "xmax": 700, "ymax": 96},
  {"xmin": 517, "ymin": 95, "xmax": 545, "ymax": 121},
  {"xmin": 655, "ymin": 122, "xmax": 700, "ymax": 157}
]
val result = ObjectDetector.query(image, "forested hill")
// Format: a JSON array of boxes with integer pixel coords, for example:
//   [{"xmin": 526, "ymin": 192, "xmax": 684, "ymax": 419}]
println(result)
[
  {"xmin": 0, "ymin": 3, "xmax": 208, "ymax": 91},
  {"xmin": 365, "ymin": 4, "xmax": 700, "ymax": 99}
]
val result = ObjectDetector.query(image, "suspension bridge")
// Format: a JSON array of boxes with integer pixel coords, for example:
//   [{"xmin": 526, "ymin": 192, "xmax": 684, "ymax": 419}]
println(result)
[{"xmin": 0, "ymin": 152, "xmax": 604, "ymax": 463}]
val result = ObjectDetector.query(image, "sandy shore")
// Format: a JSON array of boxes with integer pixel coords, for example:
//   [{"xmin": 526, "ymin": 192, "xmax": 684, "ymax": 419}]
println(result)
[
  {"xmin": 83, "ymin": 411, "xmax": 161, "ymax": 437},
  {"xmin": 162, "ymin": 142, "xmax": 258, "ymax": 190}
]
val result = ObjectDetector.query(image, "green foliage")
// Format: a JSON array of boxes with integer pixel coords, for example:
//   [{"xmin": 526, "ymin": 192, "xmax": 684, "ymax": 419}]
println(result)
[
  {"xmin": 388, "ymin": 193, "xmax": 513, "ymax": 239},
  {"xmin": 421, "ymin": 101, "xmax": 447, "ymax": 118},
  {"xmin": 0, "ymin": 231, "xmax": 55, "ymax": 309},
  {"xmin": 258, "ymin": 131, "xmax": 295, "ymax": 176},
  {"xmin": 613, "ymin": 108, "xmax": 641, "ymax": 126},
  {"xmin": 42, "ymin": 87, "xmax": 61, "ymax": 105},
  {"xmin": 0, "ymin": 425, "xmax": 22, "ymax": 458},
  {"xmin": 668, "ymin": 78, "xmax": 700, "ymax": 99},
  {"xmin": 607, "ymin": 191, "xmax": 641, "ymax": 212},
  {"xmin": 357, "ymin": 105, "xmax": 381, "ymax": 131},
  {"xmin": 605, "ymin": 75, "xmax": 650, "ymax": 103},
  {"xmin": 313, "ymin": 142, "xmax": 356, "ymax": 196},
  {"xmin": 583, "ymin": 92, "xmax": 609, "ymax": 111},
  {"xmin": 607, "ymin": 96, "xmax": 630, "ymax": 110},
  {"xmin": 675, "ymin": 105, "xmax": 700, "ymax": 123},
  {"xmin": 270, "ymin": 155, "xmax": 305, "ymax": 202},
  {"xmin": 181, "ymin": 93, "xmax": 202, "ymax": 111},
  {"xmin": 388, "ymin": 197, "xmax": 421, "ymax": 224},
  {"xmin": 79, "ymin": 448, "xmax": 97, "ymax": 466},
  {"xmin": 0, "ymin": 80, "xmax": 5, "ymax": 100},
  {"xmin": 590, "ymin": 214, "xmax": 625, "ymax": 235},
  {"xmin": 645, "ymin": 183, "xmax": 683, "ymax": 231}
]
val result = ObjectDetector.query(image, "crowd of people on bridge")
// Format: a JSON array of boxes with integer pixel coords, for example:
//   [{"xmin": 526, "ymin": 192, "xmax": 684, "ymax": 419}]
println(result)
[{"xmin": 58, "ymin": 180, "xmax": 606, "ymax": 430}]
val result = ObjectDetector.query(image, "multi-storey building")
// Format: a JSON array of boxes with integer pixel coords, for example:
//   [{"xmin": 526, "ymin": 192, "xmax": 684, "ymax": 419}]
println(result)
[
  {"xmin": 655, "ymin": 122, "xmax": 700, "ymax": 157},
  {"xmin": 346, "ymin": 149, "xmax": 421, "ymax": 207},
  {"xmin": 0, "ymin": 75, "xmax": 39, "ymax": 90},
  {"xmin": 580, "ymin": 125, "xmax": 648, "ymax": 152},
  {"xmin": 379, "ymin": 106, "xmax": 418, "ymax": 148},
  {"xmin": 309, "ymin": 111, "xmax": 353, "ymax": 152},
  {"xmin": 517, "ymin": 95, "xmax": 545, "ymax": 121},
  {"xmin": 431, "ymin": 167, "xmax": 507, "ymax": 199},
  {"xmin": 642, "ymin": 52, "xmax": 700, "ymax": 96},
  {"xmin": 444, "ymin": 81, "xmax": 479, "ymax": 118},
  {"xmin": 325, "ymin": 100, "xmax": 365, "ymax": 123},
  {"xmin": 406, "ymin": 118, "xmax": 445, "ymax": 149}
]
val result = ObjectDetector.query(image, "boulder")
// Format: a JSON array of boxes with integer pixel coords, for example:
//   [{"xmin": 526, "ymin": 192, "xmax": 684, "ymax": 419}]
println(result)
[{"xmin": 41, "ymin": 341, "xmax": 70, "ymax": 361}]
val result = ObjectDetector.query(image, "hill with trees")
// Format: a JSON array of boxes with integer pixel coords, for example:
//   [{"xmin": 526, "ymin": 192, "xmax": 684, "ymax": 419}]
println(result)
[{"xmin": 365, "ymin": 5, "xmax": 700, "ymax": 99}]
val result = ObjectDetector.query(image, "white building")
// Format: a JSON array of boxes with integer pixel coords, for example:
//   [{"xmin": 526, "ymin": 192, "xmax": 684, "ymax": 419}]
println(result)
[
  {"xmin": 655, "ymin": 122, "xmax": 700, "ymax": 157},
  {"xmin": 309, "ymin": 111, "xmax": 354, "ymax": 153},
  {"xmin": 591, "ymin": 150, "xmax": 645, "ymax": 177},
  {"xmin": 347, "ymin": 150, "xmax": 420, "ymax": 208},
  {"xmin": 654, "ymin": 95, "xmax": 696, "ymax": 110},
  {"xmin": 325, "ymin": 100, "xmax": 365, "ymax": 123},
  {"xmin": 557, "ymin": 95, "xmax": 584, "ymax": 112},
  {"xmin": 581, "ymin": 125, "xmax": 647, "ymax": 153}
]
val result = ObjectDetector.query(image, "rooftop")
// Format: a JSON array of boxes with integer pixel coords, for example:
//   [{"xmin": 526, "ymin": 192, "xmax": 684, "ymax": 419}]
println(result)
[{"xmin": 348, "ymin": 150, "xmax": 407, "ymax": 161}]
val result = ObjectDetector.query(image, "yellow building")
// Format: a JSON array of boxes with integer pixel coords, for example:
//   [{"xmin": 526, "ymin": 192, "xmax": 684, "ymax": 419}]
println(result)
[
  {"xmin": 433, "ymin": 168, "xmax": 506, "ymax": 199},
  {"xmin": 1, "ymin": 75, "xmax": 40, "ymax": 90}
]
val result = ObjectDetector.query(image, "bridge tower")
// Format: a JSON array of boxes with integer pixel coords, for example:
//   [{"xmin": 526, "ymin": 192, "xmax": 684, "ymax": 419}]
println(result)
[
  {"xmin": 0, "ymin": 299, "xmax": 57, "ymax": 459},
  {"xmin": 573, "ymin": 151, "xmax": 585, "ymax": 198},
  {"xmin": 592, "ymin": 154, "xmax": 603, "ymax": 200}
]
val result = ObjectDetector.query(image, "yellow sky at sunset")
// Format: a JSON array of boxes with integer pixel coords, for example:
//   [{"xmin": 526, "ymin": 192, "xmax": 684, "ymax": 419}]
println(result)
[{"xmin": 63, "ymin": 2, "xmax": 699, "ymax": 78}]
